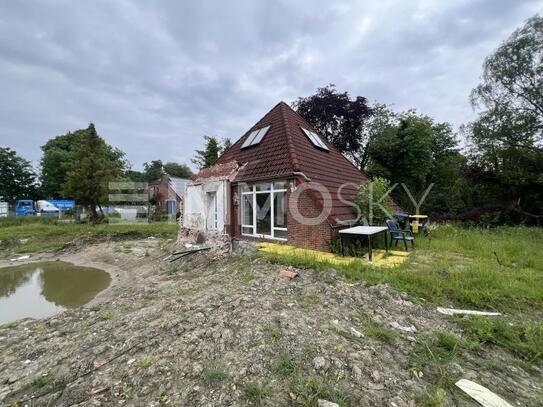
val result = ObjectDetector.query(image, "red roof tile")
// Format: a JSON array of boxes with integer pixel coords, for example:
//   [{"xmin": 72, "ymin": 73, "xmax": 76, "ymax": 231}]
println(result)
[{"xmin": 212, "ymin": 102, "xmax": 369, "ymax": 224}]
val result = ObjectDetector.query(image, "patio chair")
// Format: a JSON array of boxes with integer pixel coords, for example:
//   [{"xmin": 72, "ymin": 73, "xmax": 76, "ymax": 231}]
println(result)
[
  {"xmin": 386, "ymin": 219, "xmax": 415, "ymax": 251},
  {"xmin": 394, "ymin": 212, "xmax": 411, "ymax": 230}
]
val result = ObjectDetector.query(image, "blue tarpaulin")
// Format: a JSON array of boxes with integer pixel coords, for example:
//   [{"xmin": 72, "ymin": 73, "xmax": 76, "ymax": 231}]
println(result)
[{"xmin": 48, "ymin": 200, "xmax": 76, "ymax": 211}]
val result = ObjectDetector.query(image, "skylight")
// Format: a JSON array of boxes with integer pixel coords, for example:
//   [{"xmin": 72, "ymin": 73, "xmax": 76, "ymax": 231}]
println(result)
[
  {"xmin": 241, "ymin": 125, "xmax": 271, "ymax": 148},
  {"xmin": 302, "ymin": 128, "xmax": 329, "ymax": 151}
]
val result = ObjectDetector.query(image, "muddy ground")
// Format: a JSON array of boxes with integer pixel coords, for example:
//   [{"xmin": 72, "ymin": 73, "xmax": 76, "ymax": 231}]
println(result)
[{"xmin": 0, "ymin": 239, "xmax": 541, "ymax": 406}]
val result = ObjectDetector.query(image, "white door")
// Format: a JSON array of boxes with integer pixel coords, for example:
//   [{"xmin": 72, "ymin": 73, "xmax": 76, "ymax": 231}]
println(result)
[{"xmin": 206, "ymin": 192, "xmax": 217, "ymax": 230}]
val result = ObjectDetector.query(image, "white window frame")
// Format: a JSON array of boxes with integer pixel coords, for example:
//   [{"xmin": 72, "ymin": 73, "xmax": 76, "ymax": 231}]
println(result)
[{"xmin": 241, "ymin": 181, "xmax": 287, "ymax": 241}]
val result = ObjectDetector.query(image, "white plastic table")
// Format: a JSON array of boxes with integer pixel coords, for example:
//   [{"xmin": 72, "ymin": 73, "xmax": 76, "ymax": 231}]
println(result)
[{"xmin": 338, "ymin": 226, "xmax": 388, "ymax": 262}]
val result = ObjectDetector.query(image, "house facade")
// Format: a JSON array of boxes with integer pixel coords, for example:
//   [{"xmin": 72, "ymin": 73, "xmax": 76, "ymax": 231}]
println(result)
[
  {"xmin": 148, "ymin": 174, "xmax": 189, "ymax": 217},
  {"xmin": 183, "ymin": 102, "xmax": 368, "ymax": 252}
]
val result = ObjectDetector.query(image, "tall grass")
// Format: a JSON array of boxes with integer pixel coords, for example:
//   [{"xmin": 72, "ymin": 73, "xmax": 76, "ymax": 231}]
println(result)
[
  {"xmin": 259, "ymin": 224, "xmax": 543, "ymax": 313},
  {"xmin": 0, "ymin": 218, "xmax": 178, "ymax": 256}
]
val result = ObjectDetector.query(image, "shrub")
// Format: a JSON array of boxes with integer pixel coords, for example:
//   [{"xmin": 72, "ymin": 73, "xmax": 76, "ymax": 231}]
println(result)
[{"xmin": 355, "ymin": 177, "xmax": 396, "ymax": 225}]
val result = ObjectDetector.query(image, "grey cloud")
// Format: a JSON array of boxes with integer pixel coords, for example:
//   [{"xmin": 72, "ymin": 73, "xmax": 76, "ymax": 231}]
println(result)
[{"xmin": 0, "ymin": 0, "xmax": 541, "ymax": 170}]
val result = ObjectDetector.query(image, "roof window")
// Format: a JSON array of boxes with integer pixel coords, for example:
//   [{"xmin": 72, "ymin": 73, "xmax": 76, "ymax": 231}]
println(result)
[
  {"xmin": 302, "ymin": 128, "xmax": 329, "ymax": 151},
  {"xmin": 241, "ymin": 125, "xmax": 271, "ymax": 148}
]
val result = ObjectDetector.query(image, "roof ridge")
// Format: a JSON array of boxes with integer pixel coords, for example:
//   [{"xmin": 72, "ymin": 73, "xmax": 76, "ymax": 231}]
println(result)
[{"xmin": 279, "ymin": 102, "xmax": 300, "ymax": 171}]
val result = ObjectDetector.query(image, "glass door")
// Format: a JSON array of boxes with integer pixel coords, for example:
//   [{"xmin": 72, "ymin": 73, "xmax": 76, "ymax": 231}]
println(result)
[{"xmin": 255, "ymin": 193, "xmax": 271, "ymax": 236}]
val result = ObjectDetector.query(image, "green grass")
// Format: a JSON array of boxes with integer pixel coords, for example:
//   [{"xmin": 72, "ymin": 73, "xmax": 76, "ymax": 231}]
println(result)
[
  {"xmin": 242, "ymin": 382, "xmax": 270, "ymax": 405},
  {"xmin": 137, "ymin": 356, "xmax": 153, "ymax": 369},
  {"xmin": 32, "ymin": 376, "xmax": 49, "ymax": 389},
  {"xmin": 288, "ymin": 375, "xmax": 352, "ymax": 407},
  {"xmin": 273, "ymin": 351, "xmax": 298, "ymax": 378},
  {"xmin": 258, "ymin": 224, "xmax": 543, "ymax": 366},
  {"xmin": 260, "ymin": 225, "xmax": 543, "ymax": 313},
  {"xmin": 455, "ymin": 316, "xmax": 543, "ymax": 362},
  {"xmin": 410, "ymin": 331, "xmax": 475, "ymax": 406},
  {"xmin": 204, "ymin": 364, "xmax": 228, "ymax": 383},
  {"xmin": 0, "ymin": 218, "xmax": 177, "ymax": 257}
]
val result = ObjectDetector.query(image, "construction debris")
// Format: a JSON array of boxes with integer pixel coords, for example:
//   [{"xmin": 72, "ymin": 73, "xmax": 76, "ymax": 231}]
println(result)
[
  {"xmin": 390, "ymin": 321, "xmax": 417, "ymax": 333},
  {"xmin": 9, "ymin": 255, "xmax": 30, "ymax": 262},
  {"xmin": 437, "ymin": 307, "xmax": 501, "ymax": 317},
  {"xmin": 168, "ymin": 246, "xmax": 211, "ymax": 262},
  {"xmin": 88, "ymin": 385, "xmax": 110, "ymax": 396},
  {"xmin": 279, "ymin": 269, "xmax": 299, "ymax": 279},
  {"xmin": 455, "ymin": 379, "xmax": 513, "ymax": 407},
  {"xmin": 349, "ymin": 327, "xmax": 363, "ymax": 338}
]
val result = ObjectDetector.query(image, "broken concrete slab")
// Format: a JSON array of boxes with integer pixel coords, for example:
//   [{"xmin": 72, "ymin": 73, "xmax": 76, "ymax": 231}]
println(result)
[
  {"xmin": 279, "ymin": 269, "xmax": 299, "ymax": 279},
  {"xmin": 437, "ymin": 307, "xmax": 501, "ymax": 316},
  {"xmin": 455, "ymin": 379, "xmax": 513, "ymax": 407},
  {"xmin": 318, "ymin": 400, "xmax": 340, "ymax": 407},
  {"xmin": 390, "ymin": 321, "xmax": 417, "ymax": 333}
]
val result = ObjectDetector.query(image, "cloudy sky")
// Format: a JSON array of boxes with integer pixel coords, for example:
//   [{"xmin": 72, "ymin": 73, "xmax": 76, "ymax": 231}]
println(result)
[{"xmin": 1, "ymin": 0, "xmax": 542, "ymax": 171}]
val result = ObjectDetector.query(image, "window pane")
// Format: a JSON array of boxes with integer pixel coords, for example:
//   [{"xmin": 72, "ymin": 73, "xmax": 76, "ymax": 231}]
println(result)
[
  {"xmin": 274, "ymin": 192, "xmax": 287, "ymax": 228},
  {"xmin": 274, "ymin": 229, "xmax": 287, "ymax": 239},
  {"xmin": 242, "ymin": 226, "xmax": 254, "ymax": 235},
  {"xmin": 256, "ymin": 193, "xmax": 271, "ymax": 235},
  {"xmin": 241, "ymin": 184, "xmax": 251, "ymax": 193},
  {"xmin": 242, "ymin": 194, "xmax": 253, "ymax": 225},
  {"xmin": 273, "ymin": 181, "xmax": 286, "ymax": 190},
  {"xmin": 241, "ymin": 130, "xmax": 260, "ymax": 148},
  {"xmin": 255, "ymin": 183, "xmax": 271, "ymax": 192},
  {"xmin": 252, "ymin": 125, "xmax": 270, "ymax": 144}
]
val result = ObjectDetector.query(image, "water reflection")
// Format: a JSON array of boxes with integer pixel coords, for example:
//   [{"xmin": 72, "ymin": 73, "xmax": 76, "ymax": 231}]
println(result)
[{"xmin": 0, "ymin": 261, "xmax": 111, "ymax": 324}]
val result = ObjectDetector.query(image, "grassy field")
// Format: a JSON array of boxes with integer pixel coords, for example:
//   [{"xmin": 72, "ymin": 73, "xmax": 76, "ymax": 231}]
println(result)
[
  {"xmin": 259, "ymin": 224, "xmax": 543, "ymax": 365},
  {"xmin": 0, "ymin": 217, "xmax": 178, "ymax": 257}
]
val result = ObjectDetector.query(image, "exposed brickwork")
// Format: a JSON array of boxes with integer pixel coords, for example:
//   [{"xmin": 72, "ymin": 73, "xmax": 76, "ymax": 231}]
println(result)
[{"xmin": 286, "ymin": 184, "xmax": 332, "ymax": 252}]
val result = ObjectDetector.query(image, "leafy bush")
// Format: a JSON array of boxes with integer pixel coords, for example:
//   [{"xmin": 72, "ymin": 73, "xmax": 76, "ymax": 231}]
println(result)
[{"xmin": 355, "ymin": 177, "xmax": 395, "ymax": 225}]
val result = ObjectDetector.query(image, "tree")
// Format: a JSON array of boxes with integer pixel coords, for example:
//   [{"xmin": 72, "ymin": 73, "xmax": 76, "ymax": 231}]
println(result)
[
  {"xmin": 366, "ymin": 111, "xmax": 464, "ymax": 212},
  {"xmin": 125, "ymin": 170, "xmax": 146, "ymax": 183},
  {"xmin": 41, "ymin": 126, "xmax": 126, "ymax": 198},
  {"xmin": 221, "ymin": 138, "xmax": 232, "ymax": 154},
  {"xmin": 293, "ymin": 84, "xmax": 372, "ymax": 167},
  {"xmin": 62, "ymin": 124, "xmax": 126, "ymax": 222},
  {"xmin": 464, "ymin": 106, "xmax": 543, "ymax": 219},
  {"xmin": 471, "ymin": 15, "xmax": 543, "ymax": 136},
  {"xmin": 40, "ymin": 132, "xmax": 80, "ymax": 198},
  {"xmin": 0, "ymin": 147, "xmax": 37, "ymax": 202},
  {"xmin": 143, "ymin": 160, "xmax": 164, "ymax": 182},
  {"xmin": 355, "ymin": 177, "xmax": 395, "ymax": 224},
  {"xmin": 191, "ymin": 135, "xmax": 221, "ymax": 169},
  {"xmin": 163, "ymin": 162, "xmax": 192, "ymax": 178},
  {"xmin": 465, "ymin": 14, "xmax": 543, "ymax": 222}
]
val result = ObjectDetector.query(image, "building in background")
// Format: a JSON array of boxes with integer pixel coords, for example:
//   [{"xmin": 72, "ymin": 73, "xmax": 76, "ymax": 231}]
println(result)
[{"xmin": 147, "ymin": 174, "xmax": 189, "ymax": 218}]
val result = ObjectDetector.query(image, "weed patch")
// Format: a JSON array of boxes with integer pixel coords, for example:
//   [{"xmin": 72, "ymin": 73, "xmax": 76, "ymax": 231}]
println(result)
[
  {"xmin": 204, "ymin": 364, "xmax": 228, "ymax": 383},
  {"xmin": 456, "ymin": 316, "xmax": 543, "ymax": 362},
  {"xmin": 242, "ymin": 382, "xmax": 270, "ymax": 405},
  {"xmin": 289, "ymin": 375, "xmax": 351, "ymax": 407}
]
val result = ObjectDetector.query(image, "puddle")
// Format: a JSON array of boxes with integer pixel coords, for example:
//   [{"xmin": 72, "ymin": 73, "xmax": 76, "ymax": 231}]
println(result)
[{"xmin": 0, "ymin": 261, "xmax": 111, "ymax": 324}]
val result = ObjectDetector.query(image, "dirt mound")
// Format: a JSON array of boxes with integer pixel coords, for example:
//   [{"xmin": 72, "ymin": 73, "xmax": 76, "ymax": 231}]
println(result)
[{"xmin": 0, "ymin": 240, "xmax": 540, "ymax": 406}]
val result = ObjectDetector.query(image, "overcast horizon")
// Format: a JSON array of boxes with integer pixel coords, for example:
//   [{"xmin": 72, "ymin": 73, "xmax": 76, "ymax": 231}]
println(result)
[{"xmin": 1, "ymin": 0, "xmax": 542, "ymax": 172}]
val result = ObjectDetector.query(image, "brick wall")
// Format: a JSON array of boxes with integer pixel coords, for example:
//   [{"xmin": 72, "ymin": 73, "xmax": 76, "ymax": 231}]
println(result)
[{"xmin": 286, "ymin": 186, "xmax": 332, "ymax": 252}]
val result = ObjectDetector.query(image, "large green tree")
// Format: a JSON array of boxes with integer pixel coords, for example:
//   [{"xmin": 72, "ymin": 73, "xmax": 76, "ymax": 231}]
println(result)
[
  {"xmin": 61, "ymin": 124, "xmax": 126, "ymax": 221},
  {"xmin": 465, "ymin": 14, "xmax": 543, "ymax": 222},
  {"xmin": 163, "ymin": 162, "xmax": 192, "ymax": 178},
  {"xmin": 0, "ymin": 147, "xmax": 37, "ymax": 202},
  {"xmin": 143, "ymin": 160, "xmax": 164, "ymax": 181},
  {"xmin": 471, "ymin": 15, "xmax": 542, "ymax": 135},
  {"xmin": 191, "ymin": 135, "xmax": 221, "ymax": 169},
  {"xmin": 41, "ymin": 126, "xmax": 126, "ymax": 198},
  {"xmin": 293, "ymin": 84, "xmax": 372, "ymax": 168},
  {"xmin": 366, "ymin": 111, "xmax": 465, "ymax": 212}
]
